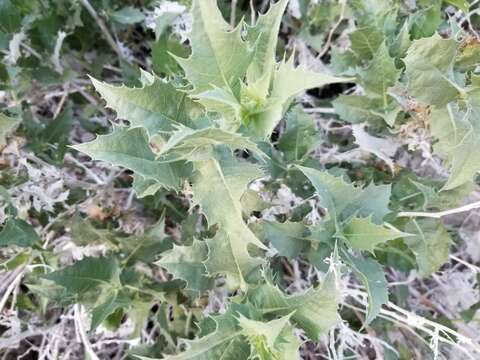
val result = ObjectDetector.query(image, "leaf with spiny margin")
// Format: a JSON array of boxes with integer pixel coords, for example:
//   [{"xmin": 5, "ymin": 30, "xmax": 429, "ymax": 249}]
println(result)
[
  {"xmin": 250, "ymin": 56, "xmax": 354, "ymax": 137},
  {"xmin": 121, "ymin": 218, "xmax": 173, "ymax": 266},
  {"xmin": 333, "ymin": 95, "xmax": 386, "ymax": 125},
  {"xmin": 277, "ymin": 107, "xmax": 321, "ymax": 163},
  {"xmin": 247, "ymin": 271, "xmax": 340, "ymax": 341},
  {"xmin": 90, "ymin": 76, "xmax": 197, "ymax": 137},
  {"xmin": 144, "ymin": 307, "xmax": 251, "ymax": 360},
  {"xmin": 349, "ymin": 25, "xmax": 384, "ymax": 60},
  {"xmin": 192, "ymin": 157, "xmax": 266, "ymax": 289},
  {"xmin": 429, "ymin": 94, "xmax": 480, "ymax": 190},
  {"xmin": 296, "ymin": 165, "xmax": 391, "ymax": 224},
  {"xmin": 174, "ymin": 0, "xmax": 253, "ymax": 96},
  {"xmin": 72, "ymin": 126, "xmax": 181, "ymax": 191},
  {"xmin": 0, "ymin": 218, "xmax": 39, "ymax": 247},
  {"xmin": 334, "ymin": 93, "xmax": 402, "ymax": 126},
  {"xmin": 90, "ymin": 289, "xmax": 129, "ymax": 331},
  {"xmin": 43, "ymin": 256, "xmax": 119, "ymax": 296},
  {"xmin": 245, "ymin": 0, "xmax": 289, "ymax": 82},
  {"xmin": 237, "ymin": 313, "xmax": 299, "ymax": 360},
  {"xmin": 159, "ymin": 126, "xmax": 267, "ymax": 162},
  {"xmin": 342, "ymin": 252, "xmax": 388, "ymax": 324},
  {"xmin": 360, "ymin": 42, "xmax": 401, "ymax": 97},
  {"xmin": 263, "ymin": 220, "xmax": 309, "ymax": 259},
  {"xmin": 404, "ymin": 34, "xmax": 461, "ymax": 107},
  {"xmin": 0, "ymin": 112, "xmax": 20, "ymax": 148},
  {"xmin": 410, "ymin": 178, "xmax": 473, "ymax": 211},
  {"xmin": 342, "ymin": 216, "xmax": 408, "ymax": 253},
  {"xmin": 404, "ymin": 219, "xmax": 451, "ymax": 277},
  {"xmin": 157, "ymin": 239, "xmax": 214, "ymax": 296},
  {"xmin": 132, "ymin": 175, "xmax": 163, "ymax": 198}
]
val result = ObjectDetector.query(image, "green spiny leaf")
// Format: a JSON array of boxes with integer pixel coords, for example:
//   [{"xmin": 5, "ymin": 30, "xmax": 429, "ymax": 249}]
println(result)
[
  {"xmin": 404, "ymin": 219, "xmax": 451, "ymax": 277},
  {"xmin": 342, "ymin": 216, "xmax": 408, "ymax": 253},
  {"xmin": 174, "ymin": 0, "xmax": 253, "ymax": 96},
  {"xmin": 192, "ymin": 157, "xmax": 266, "ymax": 289},
  {"xmin": 157, "ymin": 239, "xmax": 214, "ymax": 296},
  {"xmin": 43, "ymin": 256, "xmax": 119, "ymax": 296},
  {"xmin": 343, "ymin": 252, "xmax": 388, "ymax": 324},
  {"xmin": 0, "ymin": 218, "xmax": 39, "ymax": 247},
  {"xmin": 404, "ymin": 34, "xmax": 461, "ymax": 107},
  {"xmin": 247, "ymin": 271, "xmax": 340, "ymax": 341},
  {"xmin": 71, "ymin": 126, "xmax": 182, "ymax": 191},
  {"xmin": 90, "ymin": 76, "xmax": 197, "ymax": 137}
]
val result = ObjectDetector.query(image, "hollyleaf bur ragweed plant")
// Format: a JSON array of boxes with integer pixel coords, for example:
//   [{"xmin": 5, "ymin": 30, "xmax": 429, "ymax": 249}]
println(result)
[
  {"xmin": 4, "ymin": 0, "xmax": 480, "ymax": 358},
  {"xmin": 70, "ymin": 0, "xmax": 354, "ymax": 356}
]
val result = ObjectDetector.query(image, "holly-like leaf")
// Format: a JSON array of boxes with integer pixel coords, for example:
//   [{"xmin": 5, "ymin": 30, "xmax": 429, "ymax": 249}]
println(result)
[
  {"xmin": 342, "ymin": 253, "xmax": 388, "ymax": 324},
  {"xmin": 237, "ymin": 313, "xmax": 299, "ymax": 360},
  {"xmin": 263, "ymin": 220, "xmax": 309, "ymax": 259},
  {"xmin": 404, "ymin": 219, "xmax": 451, "ymax": 277},
  {"xmin": 277, "ymin": 107, "xmax": 321, "ymax": 163},
  {"xmin": 90, "ymin": 76, "xmax": 197, "ymax": 137},
  {"xmin": 296, "ymin": 165, "xmax": 391, "ymax": 224},
  {"xmin": 174, "ymin": 0, "xmax": 253, "ymax": 96},
  {"xmin": 342, "ymin": 216, "xmax": 408, "ymax": 253},
  {"xmin": 245, "ymin": 0, "xmax": 289, "ymax": 82},
  {"xmin": 72, "ymin": 126, "xmax": 182, "ymax": 191},
  {"xmin": 0, "ymin": 218, "xmax": 39, "ymax": 247},
  {"xmin": 192, "ymin": 157, "xmax": 266, "ymax": 289},
  {"xmin": 360, "ymin": 42, "xmax": 400, "ymax": 97},
  {"xmin": 149, "ymin": 307, "xmax": 251, "ymax": 360},
  {"xmin": 430, "ymin": 95, "xmax": 480, "ymax": 190},
  {"xmin": 43, "ymin": 256, "xmax": 119, "ymax": 296},
  {"xmin": 250, "ymin": 56, "xmax": 353, "ymax": 137},
  {"xmin": 159, "ymin": 126, "xmax": 266, "ymax": 162},
  {"xmin": 349, "ymin": 25, "xmax": 384, "ymax": 60},
  {"xmin": 157, "ymin": 239, "xmax": 214, "ymax": 296},
  {"xmin": 90, "ymin": 289, "xmax": 129, "ymax": 330},
  {"xmin": 404, "ymin": 34, "xmax": 461, "ymax": 107},
  {"xmin": 247, "ymin": 272, "xmax": 340, "ymax": 341}
]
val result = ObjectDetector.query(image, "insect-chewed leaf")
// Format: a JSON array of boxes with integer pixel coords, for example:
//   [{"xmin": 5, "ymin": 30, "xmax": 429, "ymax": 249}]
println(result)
[
  {"xmin": 247, "ymin": 271, "xmax": 340, "ymax": 341},
  {"xmin": 157, "ymin": 239, "xmax": 214, "ymax": 296},
  {"xmin": 43, "ymin": 256, "xmax": 119, "ymax": 296},
  {"xmin": 72, "ymin": 126, "xmax": 182, "ymax": 191},
  {"xmin": 89, "ymin": 75, "xmax": 197, "ymax": 137}
]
